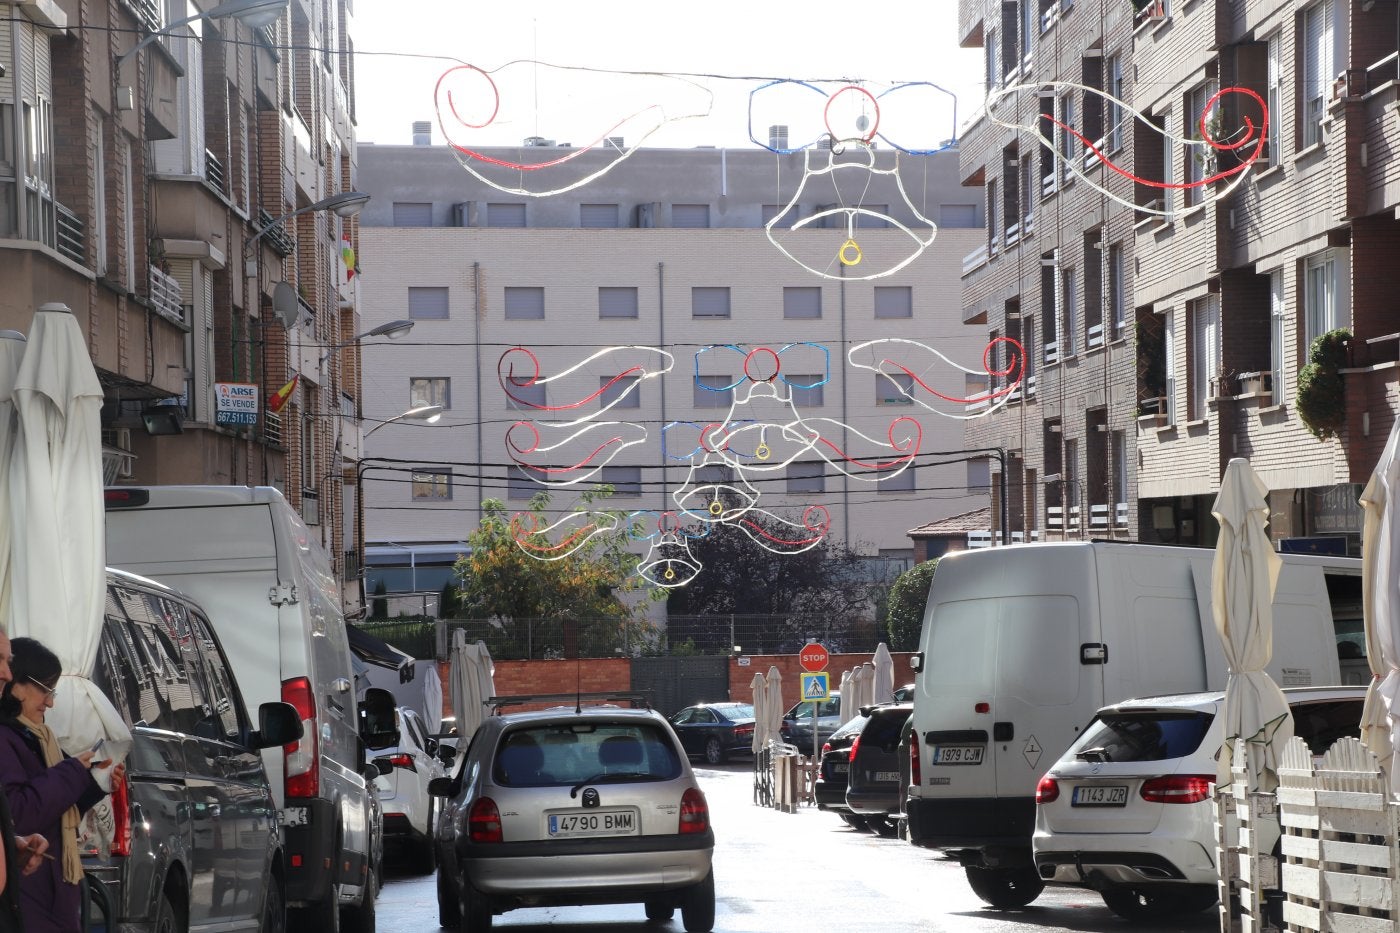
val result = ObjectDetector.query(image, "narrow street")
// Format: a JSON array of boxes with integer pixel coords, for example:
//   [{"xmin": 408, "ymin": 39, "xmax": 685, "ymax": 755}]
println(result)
[{"xmin": 377, "ymin": 761, "xmax": 1218, "ymax": 933}]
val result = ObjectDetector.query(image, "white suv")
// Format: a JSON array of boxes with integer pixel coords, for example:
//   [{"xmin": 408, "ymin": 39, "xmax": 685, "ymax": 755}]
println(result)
[
  {"xmin": 373, "ymin": 706, "xmax": 448, "ymax": 874},
  {"xmin": 1033, "ymin": 685, "xmax": 1366, "ymax": 921}
]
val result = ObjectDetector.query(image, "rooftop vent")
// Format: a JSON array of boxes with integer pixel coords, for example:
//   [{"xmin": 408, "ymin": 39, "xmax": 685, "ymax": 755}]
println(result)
[
  {"xmin": 769, "ymin": 124, "xmax": 789, "ymax": 149},
  {"xmin": 411, "ymin": 121, "xmax": 432, "ymax": 146},
  {"xmin": 523, "ymin": 136, "xmax": 556, "ymax": 147}
]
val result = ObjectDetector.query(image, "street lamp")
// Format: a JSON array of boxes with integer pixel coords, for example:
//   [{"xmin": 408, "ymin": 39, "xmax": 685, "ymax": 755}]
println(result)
[
  {"xmin": 118, "ymin": 0, "xmax": 289, "ymax": 66},
  {"xmin": 364, "ymin": 404, "xmax": 444, "ymax": 438},
  {"xmin": 246, "ymin": 191, "xmax": 372, "ymax": 278},
  {"xmin": 319, "ymin": 319, "xmax": 415, "ymax": 368}
]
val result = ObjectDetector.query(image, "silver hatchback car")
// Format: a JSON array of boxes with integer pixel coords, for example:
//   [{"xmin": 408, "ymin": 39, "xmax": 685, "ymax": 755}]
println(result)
[{"xmin": 430, "ymin": 695, "xmax": 715, "ymax": 932}]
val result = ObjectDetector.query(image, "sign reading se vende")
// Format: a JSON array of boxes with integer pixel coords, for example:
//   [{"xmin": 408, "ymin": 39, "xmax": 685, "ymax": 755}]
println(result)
[{"xmin": 799, "ymin": 642, "xmax": 829, "ymax": 673}]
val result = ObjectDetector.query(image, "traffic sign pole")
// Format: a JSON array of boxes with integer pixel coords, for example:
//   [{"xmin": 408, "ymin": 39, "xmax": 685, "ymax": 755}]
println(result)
[{"xmin": 797, "ymin": 645, "xmax": 830, "ymax": 807}]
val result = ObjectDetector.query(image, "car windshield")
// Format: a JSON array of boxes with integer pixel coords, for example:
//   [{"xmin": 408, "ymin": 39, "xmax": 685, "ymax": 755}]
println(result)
[
  {"xmin": 493, "ymin": 722, "xmax": 683, "ymax": 788},
  {"xmin": 1070, "ymin": 710, "xmax": 1213, "ymax": 763}
]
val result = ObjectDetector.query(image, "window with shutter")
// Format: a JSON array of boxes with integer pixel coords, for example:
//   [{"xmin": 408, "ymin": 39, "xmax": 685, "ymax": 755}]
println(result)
[
  {"xmin": 783, "ymin": 287, "xmax": 822, "ymax": 319},
  {"xmin": 408, "ymin": 286, "xmax": 450, "ymax": 320},
  {"xmin": 874, "ymin": 286, "xmax": 912, "ymax": 318},
  {"xmin": 672, "ymin": 204, "xmax": 710, "ymax": 228},
  {"xmin": 598, "ymin": 286, "xmax": 639, "ymax": 318},
  {"xmin": 486, "ymin": 203, "xmax": 526, "ymax": 227},
  {"xmin": 504, "ymin": 286, "xmax": 545, "ymax": 320},
  {"xmin": 600, "ymin": 466, "xmax": 642, "ymax": 497},
  {"xmin": 580, "ymin": 203, "xmax": 620, "ymax": 228},
  {"xmin": 693, "ymin": 375, "xmax": 734, "ymax": 408},
  {"xmin": 1270, "ymin": 271, "xmax": 1286, "ymax": 406},
  {"xmin": 599, "ymin": 375, "xmax": 640, "ymax": 409},
  {"xmin": 691, "ymin": 287, "xmax": 730, "ymax": 318},
  {"xmin": 1303, "ymin": 1, "xmax": 1332, "ymax": 148},
  {"xmin": 392, "ymin": 202, "xmax": 433, "ymax": 226}
]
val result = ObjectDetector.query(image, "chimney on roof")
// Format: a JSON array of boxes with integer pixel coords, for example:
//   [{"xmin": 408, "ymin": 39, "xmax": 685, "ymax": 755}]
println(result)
[
  {"xmin": 412, "ymin": 121, "xmax": 432, "ymax": 146},
  {"xmin": 768, "ymin": 124, "xmax": 789, "ymax": 150}
]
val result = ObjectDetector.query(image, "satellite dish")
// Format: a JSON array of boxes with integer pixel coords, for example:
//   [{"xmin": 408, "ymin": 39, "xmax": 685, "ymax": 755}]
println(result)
[{"xmin": 272, "ymin": 281, "xmax": 300, "ymax": 329}]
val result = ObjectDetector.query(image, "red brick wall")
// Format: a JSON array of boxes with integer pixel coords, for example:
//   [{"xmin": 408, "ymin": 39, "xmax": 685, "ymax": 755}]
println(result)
[{"xmin": 726, "ymin": 653, "xmax": 916, "ymax": 705}]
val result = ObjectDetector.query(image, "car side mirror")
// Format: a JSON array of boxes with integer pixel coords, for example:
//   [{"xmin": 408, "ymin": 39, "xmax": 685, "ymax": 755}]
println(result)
[
  {"xmin": 358, "ymin": 687, "xmax": 399, "ymax": 750},
  {"xmin": 428, "ymin": 776, "xmax": 456, "ymax": 797},
  {"xmin": 250, "ymin": 701, "xmax": 304, "ymax": 750},
  {"xmin": 371, "ymin": 756, "xmax": 394, "ymax": 776},
  {"xmin": 437, "ymin": 744, "xmax": 457, "ymax": 767}
]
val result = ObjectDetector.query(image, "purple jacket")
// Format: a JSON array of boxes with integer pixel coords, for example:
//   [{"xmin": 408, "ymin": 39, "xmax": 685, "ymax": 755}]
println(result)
[{"xmin": 0, "ymin": 721, "xmax": 104, "ymax": 933}]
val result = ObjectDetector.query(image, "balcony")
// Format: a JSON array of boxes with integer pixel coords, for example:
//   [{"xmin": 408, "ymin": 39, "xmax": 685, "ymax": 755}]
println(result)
[
  {"xmin": 962, "ymin": 243, "xmax": 989, "ymax": 276},
  {"xmin": 263, "ymin": 411, "xmax": 284, "ymax": 446},
  {"xmin": 257, "ymin": 209, "xmax": 295, "ymax": 257},
  {"xmin": 1134, "ymin": 0, "xmax": 1167, "ymax": 26},
  {"xmin": 55, "ymin": 202, "xmax": 84, "ymax": 266},
  {"xmin": 118, "ymin": 0, "xmax": 160, "ymax": 31},
  {"xmin": 205, "ymin": 149, "xmax": 227, "ymax": 195},
  {"xmin": 1090, "ymin": 502, "xmax": 1110, "ymax": 531},
  {"xmin": 1235, "ymin": 371, "xmax": 1273, "ymax": 399},
  {"xmin": 148, "ymin": 265, "xmax": 184, "ymax": 325}
]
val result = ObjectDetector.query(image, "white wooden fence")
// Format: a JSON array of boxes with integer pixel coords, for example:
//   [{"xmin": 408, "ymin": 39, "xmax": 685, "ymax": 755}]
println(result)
[{"xmin": 1218, "ymin": 736, "xmax": 1398, "ymax": 933}]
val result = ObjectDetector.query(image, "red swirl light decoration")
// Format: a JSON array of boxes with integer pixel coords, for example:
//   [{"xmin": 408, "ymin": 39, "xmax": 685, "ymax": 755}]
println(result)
[
  {"xmin": 848, "ymin": 337, "xmax": 1027, "ymax": 420},
  {"xmin": 735, "ymin": 505, "xmax": 832, "ymax": 552},
  {"xmin": 815, "ymin": 415, "xmax": 923, "ymax": 473}
]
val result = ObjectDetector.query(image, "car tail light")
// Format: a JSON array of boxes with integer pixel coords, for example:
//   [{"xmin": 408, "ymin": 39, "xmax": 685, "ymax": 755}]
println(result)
[
  {"xmin": 1140, "ymin": 774, "xmax": 1214, "ymax": 804},
  {"xmin": 282, "ymin": 677, "xmax": 319, "ymax": 798},
  {"xmin": 910, "ymin": 733, "xmax": 921, "ymax": 788},
  {"xmin": 848, "ymin": 734, "xmax": 862, "ymax": 762},
  {"xmin": 734, "ymin": 723, "xmax": 754, "ymax": 738},
  {"xmin": 387, "ymin": 753, "xmax": 415, "ymax": 771},
  {"xmin": 110, "ymin": 766, "xmax": 132, "ymax": 857},
  {"xmin": 1035, "ymin": 776, "xmax": 1059, "ymax": 805},
  {"xmin": 468, "ymin": 797, "xmax": 503, "ymax": 843},
  {"xmin": 679, "ymin": 786, "xmax": 709, "ymax": 835},
  {"xmin": 820, "ymin": 742, "xmax": 832, "ymax": 756}
]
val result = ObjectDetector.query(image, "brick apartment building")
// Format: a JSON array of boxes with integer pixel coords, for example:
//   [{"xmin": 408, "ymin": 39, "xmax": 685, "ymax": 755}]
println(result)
[
  {"xmin": 959, "ymin": 0, "xmax": 1400, "ymax": 555},
  {"xmin": 354, "ymin": 136, "xmax": 992, "ymax": 606},
  {"xmin": 1, "ymin": 0, "xmax": 367, "ymax": 603}
]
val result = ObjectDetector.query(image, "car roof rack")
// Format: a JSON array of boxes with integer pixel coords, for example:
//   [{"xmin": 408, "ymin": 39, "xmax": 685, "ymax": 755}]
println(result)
[{"xmin": 487, "ymin": 692, "xmax": 653, "ymax": 712}]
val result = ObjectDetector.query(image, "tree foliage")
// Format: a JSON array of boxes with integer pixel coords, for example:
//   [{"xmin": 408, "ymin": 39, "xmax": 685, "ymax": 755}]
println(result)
[
  {"xmin": 885, "ymin": 559, "xmax": 938, "ymax": 651},
  {"xmin": 452, "ymin": 490, "xmax": 663, "ymax": 658},
  {"xmin": 1296, "ymin": 328, "xmax": 1350, "ymax": 441},
  {"xmin": 665, "ymin": 516, "xmax": 883, "ymax": 654}
]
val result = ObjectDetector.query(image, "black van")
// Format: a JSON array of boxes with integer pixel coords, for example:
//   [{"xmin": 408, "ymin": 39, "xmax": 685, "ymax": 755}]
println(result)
[{"xmin": 80, "ymin": 569, "xmax": 302, "ymax": 933}]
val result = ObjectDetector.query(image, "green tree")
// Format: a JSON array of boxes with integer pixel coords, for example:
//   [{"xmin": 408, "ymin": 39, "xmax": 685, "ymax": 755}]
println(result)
[
  {"xmin": 884, "ymin": 559, "xmax": 938, "ymax": 650},
  {"xmin": 370, "ymin": 580, "xmax": 388, "ymax": 620},
  {"xmin": 453, "ymin": 490, "xmax": 662, "ymax": 658}
]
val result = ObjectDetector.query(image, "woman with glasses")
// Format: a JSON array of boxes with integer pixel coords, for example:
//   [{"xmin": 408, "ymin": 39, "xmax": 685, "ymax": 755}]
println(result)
[{"xmin": 0, "ymin": 637, "xmax": 119, "ymax": 933}]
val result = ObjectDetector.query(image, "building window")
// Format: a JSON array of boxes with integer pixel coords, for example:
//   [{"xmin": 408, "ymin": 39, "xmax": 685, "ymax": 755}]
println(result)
[
  {"xmin": 1189, "ymin": 295, "xmax": 1219, "ymax": 420},
  {"xmin": 1267, "ymin": 33, "xmax": 1282, "ymax": 164},
  {"xmin": 1184, "ymin": 80, "xmax": 1218, "ymax": 207},
  {"xmin": 1304, "ymin": 249, "xmax": 1350, "ymax": 347},
  {"xmin": 874, "ymin": 286, "xmax": 913, "ymax": 319},
  {"xmin": 876, "ymin": 372, "xmax": 915, "ymax": 406},
  {"xmin": 693, "ymin": 375, "xmax": 734, "ymax": 409},
  {"xmin": 1041, "ymin": 253, "xmax": 1060, "ymax": 364},
  {"xmin": 783, "ymin": 286, "xmax": 822, "ymax": 319},
  {"xmin": 408, "ymin": 286, "xmax": 449, "ymax": 320},
  {"xmin": 1003, "ymin": 144, "xmax": 1021, "ymax": 239},
  {"xmin": 1302, "ymin": 1, "xmax": 1333, "ymax": 149},
  {"xmin": 1108, "ymin": 243, "xmax": 1126, "ymax": 339},
  {"xmin": 486, "ymin": 203, "xmax": 526, "ymax": 227},
  {"xmin": 410, "ymin": 377, "xmax": 450, "ymax": 409},
  {"xmin": 761, "ymin": 204, "xmax": 787, "ymax": 224},
  {"xmin": 504, "ymin": 286, "xmax": 545, "ymax": 320},
  {"xmin": 1161, "ymin": 110, "xmax": 1175, "ymax": 214},
  {"xmin": 672, "ymin": 204, "xmax": 710, "ymax": 228},
  {"xmin": 1084, "ymin": 232, "xmax": 1103, "ymax": 348},
  {"xmin": 1062, "ymin": 266, "xmax": 1078, "ymax": 354},
  {"xmin": 880, "ymin": 465, "xmax": 916, "ymax": 493},
  {"xmin": 599, "ymin": 374, "xmax": 640, "ymax": 409},
  {"xmin": 580, "ymin": 203, "xmax": 619, "ymax": 228},
  {"xmin": 506, "ymin": 380, "xmax": 546, "ymax": 410},
  {"xmin": 1000, "ymin": 1, "xmax": 1017, "ymax": 81},
  {"xmin": 786, "ymin": 461, "xmax": 825, "ymax": 494},
  {"xmin": 1106, "ymin": 55, "xmax": 1124, "ymax": 154},
  {"xmin": 1081, "ymin": 55, "xmax": 1104, "ymax": 147},
  {"xmin": 1110, "ymin": 430, "xmax": 1128, "ymax": 523},
  {"xmin": 599, "ymin": 286, "xmax": 639, "ymax": 319},
  {"xmin": 1064, "ymin": 439, "xmax": 1081, "ymax": 515},
  {"xmin": 411, "ymin": 470, "xmax": 452, "ymax": 500},
  {"xmin": 507, "ymin": 466, "xmax": 536, "ymax": 500},
  {"xmin": 987, "ymin": 28, "xmax": 999, "ymax": 93},
  {"xmin": 1038, "ymin": 95, "xmax": 1056, "ymax": 197},
  {"xmin": 940, "ymin": 204, "xmax": 978, "ymax": 228},
  {"xmin": 787, "ymin": 376, "xmax": 824, "ymax": 408},
  {"xmin": 1059, "ymin": 94, "xmax": 1076, "ymax": 182},
  {"xmin": 692, "ymin": 287, "xmax": 731, "ymax": 318},
  {"xmin": 693, "ymin": 463, "xmax": 733, "ymax": 485},
  {"xmin": 392, "ymin": 202, "xmax": 433, "ymax": 226},
  {"xmin": 600, "ymin": 465, "xmax": 641, "ymax": 497},
  {"xmin": 1164, "ymin": 309, "xmax": 1177, "ymax": 425},
  {"xmin": 1270, "ymin": 271, "xmax": 1287, "ymax": 406}
]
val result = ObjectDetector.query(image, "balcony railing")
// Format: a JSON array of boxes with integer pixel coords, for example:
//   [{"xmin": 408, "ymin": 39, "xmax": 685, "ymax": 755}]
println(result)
[
  {"xmin": 1115, "ymin": 501, "xmax": 1129, "ymax": 527},
  {"xmin": 301, "ymin": 489, "xmax": 320, "ymax": 526},
  {"xmin": 1086, "ymin": 323, "xmax": 1104, "ymax": 350},
  {"xmin": 55, "ymin": 202, "xmax": 84, "ymax": 265},
  {"xmin": 205, "ymin": 149, "xmax": 227, "ymax": 195},
  {"xmin": 257, "ymin": 209, "xmax": 296, "ymax": 257},
  {"xmin": 962, "ymin": 243, "xmax": 989, "ymax": 275},
  {"xmin": 118, "ymin": 0, "xmax": 161, "ymax": 32},
  {"xmin": 148, "ymin": 265, "xmax": 184, "ymax": 325},
  {"xmin": 263, "ymin": 411, "xmax": 284, "ymax": 446}
]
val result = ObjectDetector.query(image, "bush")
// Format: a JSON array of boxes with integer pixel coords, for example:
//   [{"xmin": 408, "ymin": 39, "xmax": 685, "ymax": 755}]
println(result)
[
  {"xmin": 885, "ymin": 560, "xmax": 938, "ymax": 651},
  {"xmin": 1296, "ymin": 329, "xmax": 1350, "ymax": 441}
]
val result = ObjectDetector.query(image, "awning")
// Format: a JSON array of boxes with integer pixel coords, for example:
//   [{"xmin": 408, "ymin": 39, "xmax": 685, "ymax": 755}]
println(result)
[{"xmin": 347, "ymin": 624, "xmax": 416, "ymax": 683}]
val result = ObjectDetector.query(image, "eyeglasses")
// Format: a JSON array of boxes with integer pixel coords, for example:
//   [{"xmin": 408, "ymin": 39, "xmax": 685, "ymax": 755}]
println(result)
[{"xmin": 26, "ymin": 676, "xmax": 56, "ymax": 698}]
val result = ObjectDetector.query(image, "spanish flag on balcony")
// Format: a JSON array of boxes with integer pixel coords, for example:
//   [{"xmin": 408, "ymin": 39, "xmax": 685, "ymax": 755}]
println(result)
[
  {"xmin": 268, "ymin": 373, "xmax": 300, "ymax": 414},
  {"xmin": 342, "ymin": 235, "xmax": 357, "ymax": 280}
]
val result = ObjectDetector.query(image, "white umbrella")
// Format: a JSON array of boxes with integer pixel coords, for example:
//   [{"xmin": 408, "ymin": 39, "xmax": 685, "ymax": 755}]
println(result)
[
  {"xmin": 872, "ymin": 643, "xmax": 895, "ymax": 705},
  {"xmin": 750, "ymin": 671, "xmax": 769, "ymax": 752},
  {"xmin": 0, "ymin": 330, "xmax": 27, "ymax": 627},
  {"xmin": 1360, "ymin": 417, "xmax": 1400, "ymax": 790},
  {"xmin": 764, "ymin": 665, "xmax": 784, "ymax": 745},
  {"xmin": 837, "ymin": 668, "xmax": 853, "ymax": 724},
  {"xmin": 448, "ymin": 629, "xmax": 495, "ymax": 743},
  {"xmin": 1212, "ymin": 457, "xmax": 1291, "ymax": 792}
]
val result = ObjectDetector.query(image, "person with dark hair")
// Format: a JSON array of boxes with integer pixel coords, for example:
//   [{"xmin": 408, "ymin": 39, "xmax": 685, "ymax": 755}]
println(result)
[
  {"xmin": 0, "ymin": 631, "xmax": 50, "ymax": 933},
  {"xmin": 0, "ymin": 637, "xmax": 116, "ymax": 933}
]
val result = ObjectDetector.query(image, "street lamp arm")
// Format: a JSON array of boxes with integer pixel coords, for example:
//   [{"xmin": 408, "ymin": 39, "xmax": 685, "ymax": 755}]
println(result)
[
  {"xmin": 117, "ymin": 0, "xmax": 289, "ymax": 66},
  {"xmin": 316, "ymin": 319, "xmax": 415, "ymax": 369},
  {"xmin": 246, "ymin": 191, "xmax": 372, "ymax": 263}
]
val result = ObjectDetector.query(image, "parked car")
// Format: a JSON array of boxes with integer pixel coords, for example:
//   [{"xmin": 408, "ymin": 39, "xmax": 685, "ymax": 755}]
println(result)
[
  {"xmin": 430, "ymin": 697, "xmax": 716, "ymax": 932},
  {"xmin": 1033, "ymin": 685, "xmax": 1367, "ymax": 921},
  {"xmin": 82, "ymin": 569, "xmax": 305, "ymax": 933},
  {"xmin": 814, "ymin": 713, "xmax": 870, "ymax": 829},
  {"xmin": 669, "ymin": 702, "xmax": 755, "ymax": 764},
  {"xmin": 373, "ymin": 706, "xmax": 450, "ymax": 873},
  {"xmin": 846, "ymin": 702, "xmax": 914, "ymax": 837},
  {"xmin": 894, "ymin": 683, "xmax": 915, "ymax": 702},
  {"xmin": 781, "ymin": 693, "xmax": 842, "ymax": 749}
]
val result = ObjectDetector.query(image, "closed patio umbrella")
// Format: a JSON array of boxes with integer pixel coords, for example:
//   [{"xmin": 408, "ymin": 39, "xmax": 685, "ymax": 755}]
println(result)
[
  {"xmin": 750, "ymin": 670, "xmax": 769, "ymax": 752},
  {"xmin": 764, "ymin": 665, "xmax": 784, "ymax": 745},
  {"xmin": 1212, "ymin": 457, "xmax": 1291, "ymax": 792},
  {"xmin": 872, "ymin": 642, "xmax": 895, "ymax": 704},
  {"xmin": 1360, "ymin": 417, "xmax": 1400, "ymax": 790},
  {"xmin": 837, "ymin": 668, "xmax": 853, "ymax": 724},
  {"xmin": 448, "ymin": 629, "xmax": 495, "ymax": 743},
  {"xmin": 0, "ymin": 331, "xmax": 26, "ymax": 627}
]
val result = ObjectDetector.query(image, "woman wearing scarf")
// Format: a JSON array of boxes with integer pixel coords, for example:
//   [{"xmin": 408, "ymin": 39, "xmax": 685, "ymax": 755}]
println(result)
[{"xmin": 0, "ymin": 638, "xmax": 117, "ymax": 933}]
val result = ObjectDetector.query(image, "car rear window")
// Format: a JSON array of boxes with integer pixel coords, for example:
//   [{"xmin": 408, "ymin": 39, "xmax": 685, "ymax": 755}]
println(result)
[
  {"xmin": 1072, "ymin": 710, "xmax": 1213, "ymax": 763},
  {"xmin": 830, "ymin": 715, "xmax": 869, "ymax": 740},
  {"xmin": 1292, "ymin": 699, "xmax": 1364, "ymax": 756},
  {"xmin": 861, "ymin": 708, "xmax": 913, "ymax": 746},
  {"xmin": 494, "ymin": 722, "xmax": 683, "ymax": 787}
]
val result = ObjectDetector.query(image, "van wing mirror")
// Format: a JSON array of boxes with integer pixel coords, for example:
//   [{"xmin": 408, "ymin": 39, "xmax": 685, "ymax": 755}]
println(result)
[
  {"xmin": 358, "ymin": 687, "xmax": 400, "ymax": 750},
  {"xmin": 909, "ymin": 652, "xmax": 923, "ymax": 672},
  {"xmin": 250, "ymin": 701, "xmax": 304, "ymax": 750}
]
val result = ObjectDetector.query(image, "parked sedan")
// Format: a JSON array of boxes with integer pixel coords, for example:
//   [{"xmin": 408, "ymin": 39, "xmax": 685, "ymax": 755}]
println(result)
[
  {"xmin": 373, "ymin": 706, "xmax": 449, "ymax": 874},
  {"xmin": 669, "ymin": 702, "xmax": 756, "ymax": 764}
]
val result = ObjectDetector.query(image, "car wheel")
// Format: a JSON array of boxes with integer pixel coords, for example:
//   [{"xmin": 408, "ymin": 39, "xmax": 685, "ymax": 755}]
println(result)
[
  {"xmin": 153, "ymin": 891, "xmax": 184, "ymax": 933},
  {"xmin": 703, "ymin": 737, "xmax": 725, "ymax": 765},
  {"xmin": 260, "ymin": 874, "xmax": 286, "ymax": 933},
  {"xmin": 412, "ymin": 833, "xmax": 437, "ymax": 875},
  {"xmin": 644, "ymin": 899, "xmax": 675, "ymax": 921},
  {"xmin": 680, "ymin": 869, "xmax": 715, "ymax": 933},
  {"xmin": 291, "ymin": 886, "xmax": 339, "ymax": 933},
  {"xmin": 1101, "ymin": 885, "xmax": 1215, "ymax": 920},
  {"xmin": 436, "ymin": 869, "xmax": 460, "ymax": 929},
  {"xmin": 458, "ymin": 874, "xmax": 492, "ymax": 933},
  {"xmin": 341, "ymin": 873, "xmax": 376, "ymax": 933},
  {"xmin": 871, "ymin": 816, "xmax": 899, "ymax": 838},
  {"xmin": 838, "ymin": 813, "xmax": 869, "ymax": 831},
  {"xmin": 964, "ymin": 864, "xmax": 1044, "ymax": 909}
]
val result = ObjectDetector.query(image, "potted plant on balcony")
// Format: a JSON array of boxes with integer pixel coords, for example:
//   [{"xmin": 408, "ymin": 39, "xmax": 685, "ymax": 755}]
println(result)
[{"xmin": 1296, "ymin": 328, "xmax": 1351, "ymax": 441}]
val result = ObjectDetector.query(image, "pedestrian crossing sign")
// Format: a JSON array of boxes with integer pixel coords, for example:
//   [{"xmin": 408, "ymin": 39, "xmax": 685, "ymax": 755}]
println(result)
[{"xmin": 800, "ymin": 672, "xmax": 829, "ymax": 701}]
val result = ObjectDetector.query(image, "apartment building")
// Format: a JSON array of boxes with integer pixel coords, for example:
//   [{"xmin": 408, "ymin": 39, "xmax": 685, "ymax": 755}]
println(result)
[
  {"xmin": 355, "ymin": 137, "xmax": 991, "ymax": 601},
  {"xmin": 1, "ymin": 0, "xmax": 365, "ymax": 603},
  {"xmin": 957, "ymin": 0, "xmax": 1142, "ymax": 542}
]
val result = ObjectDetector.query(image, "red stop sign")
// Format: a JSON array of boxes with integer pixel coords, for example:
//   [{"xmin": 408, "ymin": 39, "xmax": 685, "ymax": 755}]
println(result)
[{"xmin": 799, "ymin": 642, "xmax": 829, "ymax": 672}]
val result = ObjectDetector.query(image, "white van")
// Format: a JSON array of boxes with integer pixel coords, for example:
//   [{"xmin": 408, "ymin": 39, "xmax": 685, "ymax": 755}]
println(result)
[
  {"xmin": 104, "ymin": 485, "xmax": 393, "ymax": 933},
  {"xmin": 905, "ymin": 541, "xmax": 1362, "ymax": 909}
]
